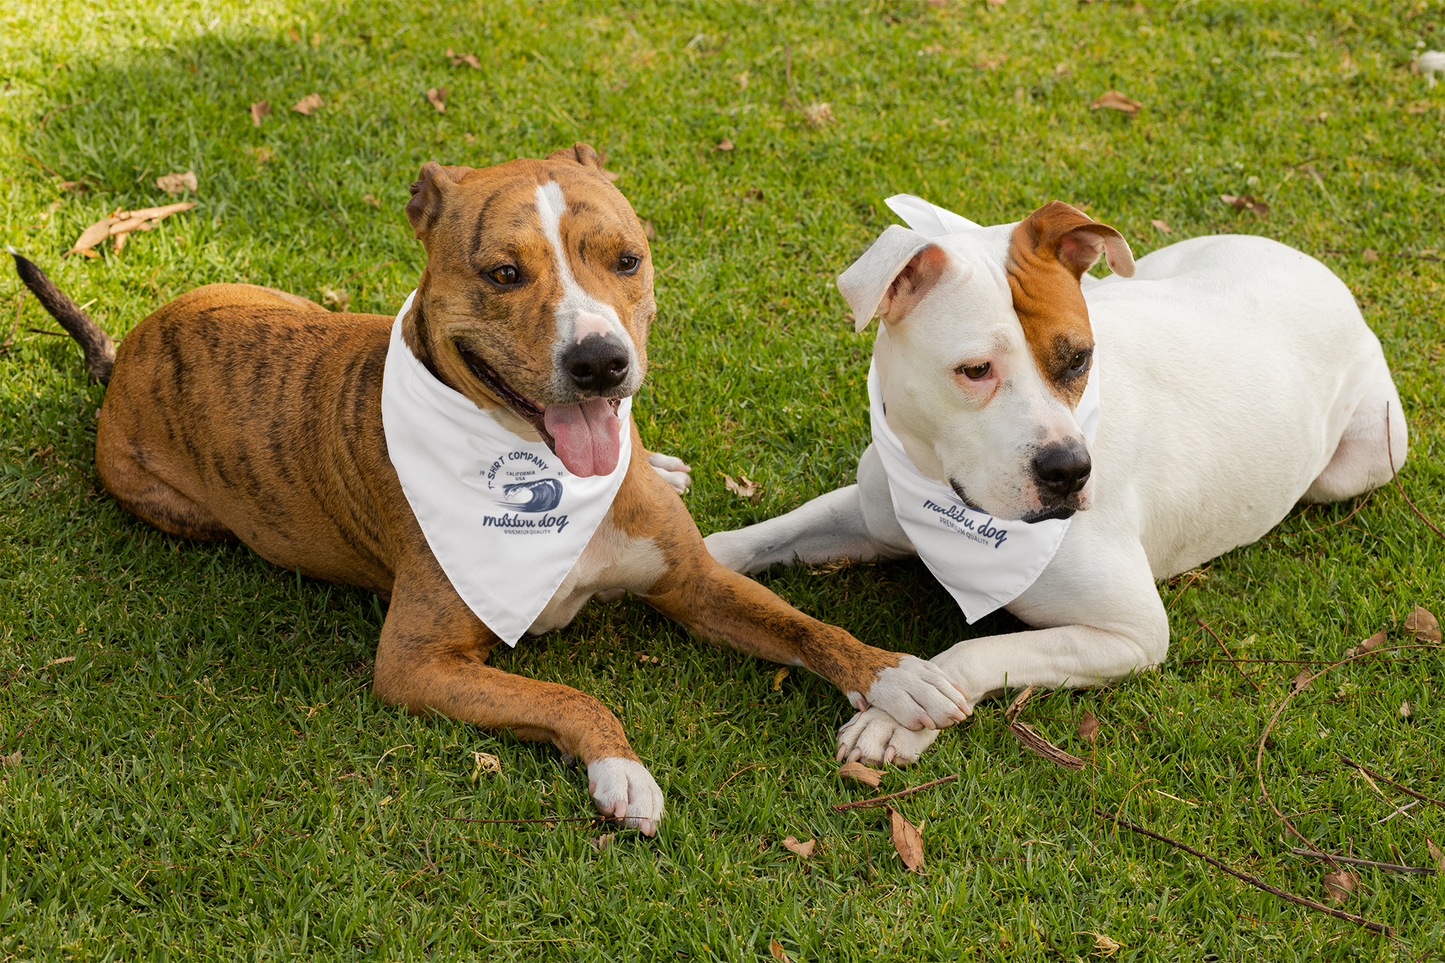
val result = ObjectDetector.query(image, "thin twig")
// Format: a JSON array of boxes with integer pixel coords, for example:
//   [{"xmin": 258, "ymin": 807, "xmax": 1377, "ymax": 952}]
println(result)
[
  {"xmin": 39, "ymin": 98, "xmax": 93, "ymax": 130},
  {"xmin": 463, "ymin": 836, "xmax": 533, "ymax": 865},
  {"xmin": 302, "ymin": 179, "xmax": 357, "ymax": 243},
  {"xmin": 1339, "ymin": 754, "xmax": 1445, "ymax": 810},
  {"xmin": 441, "ymin": 814, "xmax": 605, "ymax": 826},
  {"xmin": 340, "ymin": 259, "xmax": 399, "ymax": 284},
  {"xmin": 715, "ymin": 762, "xmax": 765, "ymax": 797},
  {"xmin": 1261, "ymin": 490, "xmax": 1374, "ymax": 540},
  {"xmin": 1387, "ymin": 403, "xmax": 1444, "ymax": 540},
  {"xmin": 1197, "ymin": 619, "xmax": 1262, "ymax": 691},
  {"xmin": 26, "ymin": 327, "xmax": 67, "ymax": 337},
  {"xmin": 1289, "ymin": 847, "xmax": 1438, "ymax": 876},
  {"xmin": 1095, "ymin": 809, "xmax": 1394, "ymax": 937},
  {"xmin": 830, "ymin": 775, "xmax": 959, "ymax": 811}
]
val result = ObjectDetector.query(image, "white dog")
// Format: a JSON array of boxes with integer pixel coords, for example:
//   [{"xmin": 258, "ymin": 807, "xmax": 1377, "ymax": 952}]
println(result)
[{"xmin": 705, "ymin": 196, "xmax": 1408, "ymax": 765}]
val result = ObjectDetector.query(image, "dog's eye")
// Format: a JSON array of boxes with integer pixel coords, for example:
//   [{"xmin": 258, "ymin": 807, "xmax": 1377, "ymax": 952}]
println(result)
[
  {"xmin": 957, "ymin": 362, "xmax": 991, "ymax": 381},
  {"xmin": 1070, "ymin": 350, "xmax": 1090, "ymax": 370},
  {"xmin": 488, "ymin": 265, "xmax": 520, "ymax": 286},
  {"xmin": 617, "ymin": 255, "xmax": 641, "ymax": 275}
]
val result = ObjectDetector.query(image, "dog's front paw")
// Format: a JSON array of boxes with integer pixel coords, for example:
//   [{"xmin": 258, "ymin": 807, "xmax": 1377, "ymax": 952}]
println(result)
[
  {"xmin": 587, "ymin": 757, "xmax": 664, "ymax": 836},
  {"xmin": 836, "ymin": 707, "xmax": 941, "ymax": 766},
  {"xmin": 853, "ymin": 655, "xmax": 972, "ymax": 730},
  {"xmin": 647, "ymin": 452, "xmax": 692, "ymax": 494}
]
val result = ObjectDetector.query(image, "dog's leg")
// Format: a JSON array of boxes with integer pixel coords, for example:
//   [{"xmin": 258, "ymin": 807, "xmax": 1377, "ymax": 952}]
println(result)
[
  {"xmin": 837, "ymin": 539, "xmax": 1167, "ymax": 765},
  {"xmin": 1303, "ymin": 370, "xmax": 1408, "ymax": 503},
  {"xmin": 374, "ymin": 562, "xmax": 664, "ymax": 835},
  {"xmin": 704, "ymin": 445, "xmax": 913, "ymax": 574},
  {"xmin": 94, "ymin": 416, "xmax": 236, "ymax": 540}
]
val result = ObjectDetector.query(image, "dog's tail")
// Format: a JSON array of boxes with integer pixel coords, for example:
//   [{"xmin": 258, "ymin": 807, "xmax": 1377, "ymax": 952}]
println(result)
[{"xmin": 7, "ymin": 245, "xmax": 115, "ymax": 384}]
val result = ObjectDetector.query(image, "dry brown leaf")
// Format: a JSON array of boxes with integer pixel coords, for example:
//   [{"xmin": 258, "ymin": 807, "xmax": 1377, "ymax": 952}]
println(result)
[
  {"xmin": 155, "ymin": 170, "xmax": 198, "ymax": 195},
  {"xmin": 68, "ymin": 217, "xmax": 116, "ymax": 256},
  {"xmin": 1404, "ymin": 605, "xmax": 1441, "ymax": 642},
  {"xmin": 1009, "ymin": 720, "xmax": 1087, "ymax": 769},
  {"xmin": 0, "ymin": 749, "xmax": 20, "ymax": 767},
  {"xmin": 249, "ymin": 101, "xmax": 272, "ymax": 127},
  {"xmin": 426, "ymin": 87, "xmax": 448, "ymax": 113},
  {"xmin": 803, "ymin": 102, "xmax": 834, "ymax": 127},
  {"xmin": 769, "ymin": 939, "xmax": 791, "ymax": 963},
  {"xmin": 1427, "ymin": 837, "xmax": 1444, "ymax": 874},
  {"xmin": 67, "ymin": 202, "xmax": 196, "ymax": 256},
  {"xmin": 1362, "ymin": 248, "xmax": 1380, "ymax": 263},
  {"xmin": 42, "ymin": 655, "xmax": 76, "ymax": 668},
  {"xmin": 1078, "ymin": 709, "xmax": 1099, "ymax": 744},
  {"xmin": 781, "ymin": 836, "xmax": 815, "ymax": 858},
  {"xmin": 112, "ymin": 232, "xmax": 127, "ymax": 253},
  {"xmin": 1399, "ymin": 700, "xmax": 1412, "ymax": 718},
  {"xmin": 245, "ymin": 145, "xmax": 275, "ymax": 166},
  {"xmin": 446, "ymin": 48, "xmax": 482, "ymax": 70},
  {"xmin": 1292, "ymin": 669, "xmax": 1313, "ymax": 692},
  {"xmin": 362, "ymin": 194, "xmax": 381, "ymax": 208},
  {"xmin": 470, "ymin": 750, "xmax": 501, "ymax": 781},
  {"xmin": 320, "ymin": 287, "xmax": 351, "ymax": 311},
  {"xmin": 1090, "ymin": 90, "xmax": 1143, "ymax": 116},
  {"xmin": 772, "ymin": 667, "xmax": 789, "ymax": 691},
  {"xmin": 1220, "ymin": 194, "xmax": 1269, "ymax": 217},
  {"xmin": 889, "ymin": 806, "xmax": 924, "ymax": 872},
  {"xmin": 589, "ymin": 833, "xmax": 614, "ymax": 852},
  {"xmin": 286, "ymin": 28, "xmax": 301, "ymax": 43},
  {"xmin": 838, "ymin": 760, "xmax": 884, "ymax": 788},
  {"xmin": 292, "ymin": 93, "xmax": 324, "ymax": 115},
  {"xmin": 1091, "ymin": 933, "xmax": 1122, "ymax": 956},
  {"xmin": 723, "ymin": 472, "xmax": 761, "ymax": 502},
  {"xmin": 1150, "ymin": 218, "xmax": 1173, "ymax": 233},
  {"xmin": 1322, "ymin": 868, "xmax": 1358, "ymax": 903},
  {"xmin": 715, "ymin": 138, "xmax": 734, "ymax": 151},
  {"xmin": 1346, "ymin": 629, "xmax": 1387, "ymax": 658}
]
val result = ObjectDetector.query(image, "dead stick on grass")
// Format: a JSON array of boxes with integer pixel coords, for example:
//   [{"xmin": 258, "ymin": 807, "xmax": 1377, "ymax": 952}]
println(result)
[
  {"xmin": 1197, "ymin": 618, "xmax": 1262, "ymax": 691},
  {"xmin": 1340, "ymin": 754, "xmax": 1445, "ymax": 810},
  {"xmin": 1288, "ymin": 847, "xmax": 1439, "ymax": 876},
  {"xmin": 442, "ymin": 814, "xmax": 606, "ymax": 826},
  {"xmin": 1094, "ymin": 808, "xmax": 1395, "ymax": 937},
  {"xmin": 831, "ymin": 775, "xmax": 959, "ymax": 811}
]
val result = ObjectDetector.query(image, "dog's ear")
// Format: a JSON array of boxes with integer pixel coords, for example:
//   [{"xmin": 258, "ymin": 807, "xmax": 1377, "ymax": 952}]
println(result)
[
  {"xmin": 837, "ymin": 225, "xmax": 949, "ymax": 332},
  {"xmin": 1024, "ymin": 201, "xmax": 1135, "ymax": 279},
  {"xmin": 406, "ymin": 162, "xmax": 472, "ymax": 238},
  {"xmin": 547, "ymin": 143, "xmax": 607, "ymax": 174}
]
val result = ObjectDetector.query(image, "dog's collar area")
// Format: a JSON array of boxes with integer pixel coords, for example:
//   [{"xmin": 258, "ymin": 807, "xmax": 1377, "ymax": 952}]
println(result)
[{"xmin": 456, "ymin": 343, "xmax": 622, "ymax": 454}]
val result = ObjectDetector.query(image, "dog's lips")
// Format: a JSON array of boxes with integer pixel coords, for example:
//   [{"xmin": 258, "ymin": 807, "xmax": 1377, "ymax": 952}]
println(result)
[
  {"xmin": 952, "ymin": 478, "xmax": 1083, "ymax": 524},
  {"xmin": 457, "ymin": 344, "xmax": 623, "ymax": 473}
]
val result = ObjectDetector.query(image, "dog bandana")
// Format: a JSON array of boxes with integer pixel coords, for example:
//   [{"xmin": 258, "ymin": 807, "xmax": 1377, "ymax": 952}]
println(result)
[
  {"xmin": 381, "ymin": 291, "xmax": 632, "ymax": 646},
  {"xmin": 869, "ymin": 196, "xmax": 1101, "ymax": 622}
]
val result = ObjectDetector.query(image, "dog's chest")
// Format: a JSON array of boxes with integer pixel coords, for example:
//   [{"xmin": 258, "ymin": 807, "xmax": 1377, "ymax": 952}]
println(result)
[{"xmin": 526, "ymin": 519, "xmax": 668, "ymax": 635}]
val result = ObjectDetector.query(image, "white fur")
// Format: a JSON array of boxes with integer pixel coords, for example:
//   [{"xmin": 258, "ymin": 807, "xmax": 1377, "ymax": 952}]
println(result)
[
  {"xmin": 647, "ymin": 451, "xmax": 692, "ymax": 493},
  {"xmin": 706, "ymin": 230, "xmax": 1407, "ymax": 766},
  {"xmin": 534, "ymin": 182, "xmax": 641, "ymax": 395},
  {"xmin": 587, "ymin": 757, "xmax": 664, "ymax": 836}
]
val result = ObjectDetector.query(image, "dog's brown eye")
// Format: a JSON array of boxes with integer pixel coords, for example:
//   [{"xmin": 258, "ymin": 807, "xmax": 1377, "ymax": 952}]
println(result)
[
  {"xmin": 488, "ymin": 265, "xmax": 520, "ymax": 286},
  {"xmin": 1070, "ymin": 350, "xmax": 1090, "ymax": 370},
  {"xmin": 958, "ymin": 362, "xmax": 991, "ymax": 381},
  {"xmin": 617, "ymin": 255, "xmax": 640, "ymax": 275}
]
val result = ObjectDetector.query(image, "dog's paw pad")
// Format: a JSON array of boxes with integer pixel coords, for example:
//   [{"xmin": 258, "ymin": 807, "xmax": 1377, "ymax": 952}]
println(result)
[
  {"xmin": 863, "ymin": 655, "xmax": 972, "ymax": 730},
  {"xmin": 586, "ymin": 757, "xmax": 664, "ymax": 836},
  {"xmin": 837, "ymin": 708, "xmax": 941, "ymax": 766}
]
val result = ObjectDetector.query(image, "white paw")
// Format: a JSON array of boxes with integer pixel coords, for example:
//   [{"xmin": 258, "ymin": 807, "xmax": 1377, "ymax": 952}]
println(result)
[
  {"xmin": 851, "ymin": 655, "xmax": 972, "ymax": 731},
  {"xmin": 648, "ymin": 452, "xmax": 692, "ymax": 493},
  {"xmin": 837, "ymin": 707, "xmax": 941, "ymax": 766},
  {"xmin": 587, "ymin": 757, "xmax": 664, "ymax": 836}
]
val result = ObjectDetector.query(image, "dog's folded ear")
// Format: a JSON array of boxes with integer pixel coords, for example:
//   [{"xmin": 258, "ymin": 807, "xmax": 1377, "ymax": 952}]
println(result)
[
  {"xmin": 407, "ymin": 162, "xmax": 475, "ymax": 239},
  {"xmin": 1025, "ymin": 201, "xmax": 1135, "ymax": 279},
  {"xmin": 838, "ymin": 226, "xmax": 949, "ymax": 332},
  {"xmin": 547, "ymin": 143, "xmax": 607, "ymax": 174}
]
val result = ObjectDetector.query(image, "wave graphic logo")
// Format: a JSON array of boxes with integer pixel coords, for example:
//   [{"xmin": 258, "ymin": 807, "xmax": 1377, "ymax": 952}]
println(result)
[{"xmin": 498, "ymin": 477, "xmax": 564, "ymax": 513}]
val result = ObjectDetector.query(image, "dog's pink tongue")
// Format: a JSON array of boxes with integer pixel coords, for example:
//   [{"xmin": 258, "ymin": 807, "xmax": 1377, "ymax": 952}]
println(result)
[{"xmin": 543, "ymin": 399, "xmax": 621, "ymax": 477}]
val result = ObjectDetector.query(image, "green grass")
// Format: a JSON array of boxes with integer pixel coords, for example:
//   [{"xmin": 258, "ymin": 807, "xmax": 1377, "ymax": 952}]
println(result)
[{"xmin": 2, "ymin": 0, "xmax": 1443, "ymax": 959}]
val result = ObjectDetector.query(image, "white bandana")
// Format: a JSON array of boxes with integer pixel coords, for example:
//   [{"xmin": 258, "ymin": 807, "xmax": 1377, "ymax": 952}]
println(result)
[
  {"xmin": 870, "ymin": 195, "xmax": 1100, "ymax": 623},
  {"xmin": 380, "ymin": 292, "xmax": 632, "ymax": 646}
]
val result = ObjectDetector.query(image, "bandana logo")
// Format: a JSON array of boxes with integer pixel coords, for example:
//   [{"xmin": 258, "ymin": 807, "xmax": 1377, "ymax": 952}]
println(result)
[{"xmin": 482, "ymin": 451, "xmax": 570, "ymax": 534}]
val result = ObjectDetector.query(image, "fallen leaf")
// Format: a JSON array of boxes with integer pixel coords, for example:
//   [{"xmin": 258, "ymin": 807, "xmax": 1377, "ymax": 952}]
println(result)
[
  {"xmin": 426, "ymin": 87, "xmax": 448, "ymax": 113},
  {"xmin": 245, "ymin": 145, "xmax": 276, "ymax": 166},
  {"xmin": 1009, "ymin": 720, "xmax": 1087, "ymax": 769},
  {"xmin": 772, "ymin": 667, "xmax": 789, "ymax": 691},
  {"xmin": 1150, "ymin": 218, "xmax": 1173, "ymax": 233},
  {"xmin": 0, "ymin": 749, "xmax": 20, "ymax": 767},
  {"xmin": 112, "ymin": 232, "xmax": 127, "ymax": 253},
  {"xmin": 744, "ymin": 187, "xmax": 765, "ymax": 201},
  {"xmin": 1090, "ymin": 933, "xmax": 1122, "ymax": 956},
  {"xmin": 68, "ymin": 217, "xmax": 115, "ymax": 256},
  {"xmin": 781, "ymin": 836, "xmax": 815, "ymax": 858},
  {"xmin": 1220, "ymin": 194, "xmax": 1269, "ymax": 217},
  {"xmin": 1427, "ymin": 838, "xmax": 1444, "ymax": 874},
  {"xmin": 1346, "ymin": 629, "xmax": 1387, "ymax": 658},
  {"xmin": 66, "ymin": 202, "xmax": 196, "ymax": 257},
  {"xmin": 59, "ymin": 180, "xmax": 87, "ymax": 193},
  {"xmin": 446, "ymin": 48, "xmax": 482, "ymax": 70},
  {"xmin": 249, "ymin": 101, "xmax": 271, "ymax": 126},
  {"xmin": 1399, "ymin": 700, "xmax": 1412, "ymax": 718},
  {"xmin": 155, "ymin": 170, "xmax": 198, "ymax": 195},
  {"xmin": 803, "ymin": 102, "xmax": 834, "ymax": 127},
  {"xmin": 362, "ymin": 194, "xmax": 381, "ymax": 208},
  {"xmin": 1089, "ymin": 90, "xmax": 1143, "ymax": 116},
  {"xmin": 715, "ymin": 138, "xmax": 734, "ymax": 151},
  {"xmin": 769, "ymin": 939, "xmax": 791, "ymax": 963},
  {"xmin": 723, "ymin": 473, "xmax": 760, "ymax": 499},
  {"xmin": 470, "ymin": 750, "xmax": 501, "ymax": 782},
  {"xmin": 1404, "ymin": 605, "xmax": 1441, "ymax": 642},
  {"xmin": 320, "ymin": 287, "xmax": 351, "ymax": 311},
  {"xmin": 1362, "ymin": 248, "xmax": 1379, "ymax": 263},
  {"xmin": 1078, "ymin": 709, "xmax": 1099, "ymax": 744},
  {"xmin": 838, "ymin": 760, "xmax": 884, "ymax": 788},
  {"xmin": 291, "ymin": 93, "xmax": 324, "ymax": 115},
  {"xmin": 1292, "ymin": 669, "xmax": 1313, "ymax": 692},
  {"xmin": 42, "ymin": 655, "xmax": 76, "ymax": 668},
  {"xmin": 889, "ymin": 806, "xmax": 924, "ymax": 872},
  {"xmin": 1322, "ymin": 868, "xmax": 1358, "ymax": 903},
  {"xmin": 589, "ymin": 833, "xmax": 614, "ymax": 852}
]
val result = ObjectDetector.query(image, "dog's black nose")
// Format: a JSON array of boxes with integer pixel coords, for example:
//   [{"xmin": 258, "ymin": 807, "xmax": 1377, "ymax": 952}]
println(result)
[
  {"xmin": 1032, "ymin": 440, "xmax": 1091, "ymax": 499},
  {"xmin": 563, "ymin": 335, "xmax": 630, "ymax": 392}
]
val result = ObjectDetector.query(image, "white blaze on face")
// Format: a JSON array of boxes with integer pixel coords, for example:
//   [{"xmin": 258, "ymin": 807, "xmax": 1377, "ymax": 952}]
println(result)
[{"xmin": 533, "ymin": 181, "xmax": 635, "ymax": 352}]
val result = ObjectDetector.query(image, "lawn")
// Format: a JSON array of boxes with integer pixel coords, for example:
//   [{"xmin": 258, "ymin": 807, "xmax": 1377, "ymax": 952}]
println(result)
[{"xmin": 1, "ymin": 1, "xmax": 1443, "ymax": 960}]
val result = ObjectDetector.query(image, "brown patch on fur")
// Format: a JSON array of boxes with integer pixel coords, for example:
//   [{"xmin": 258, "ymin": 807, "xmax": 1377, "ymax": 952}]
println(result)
[{"xmin": 1006, "ymin": 201, "xmax": 1127, "ymax": 407}]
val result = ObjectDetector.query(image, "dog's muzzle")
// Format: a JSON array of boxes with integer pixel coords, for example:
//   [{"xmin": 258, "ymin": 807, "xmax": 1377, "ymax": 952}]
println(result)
[{"xmin": 1031, "ymin": 439, "xmax": 1091, "ymax": 503}]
